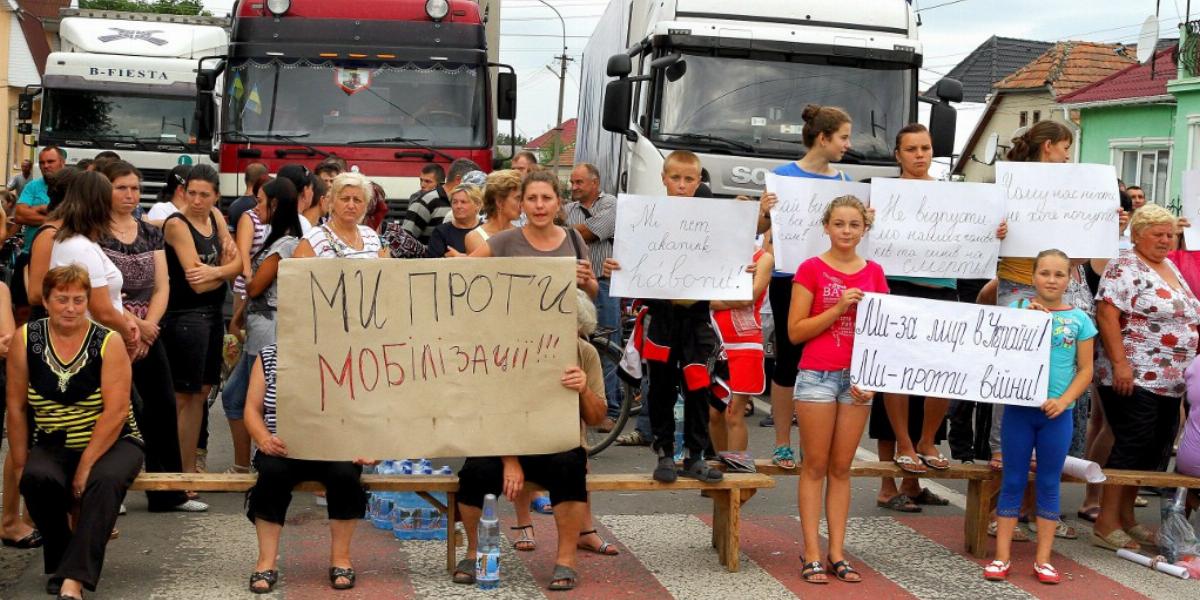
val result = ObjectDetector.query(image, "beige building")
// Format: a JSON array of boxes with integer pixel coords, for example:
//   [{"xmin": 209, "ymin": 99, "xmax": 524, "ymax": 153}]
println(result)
[
  {"xmin": 954, "ymin": 41, "xmax": 1138, "ymax": 182},
  {"xmin": 2, "ymin": 1, "xmax": 73, "ymax": 182}
]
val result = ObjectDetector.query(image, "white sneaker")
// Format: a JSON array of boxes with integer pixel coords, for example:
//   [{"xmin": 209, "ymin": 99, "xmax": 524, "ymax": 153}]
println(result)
[
  {"xmin": 315, "ymin": 495, "xmax": 328, "ymax": 507},
  {"xmin": 171, "ymin": 499, "xmax": 209, "ymax": 513},
  {"xmin": 118, "ymin": 503, "xmax": 127, "ymax": 515}
]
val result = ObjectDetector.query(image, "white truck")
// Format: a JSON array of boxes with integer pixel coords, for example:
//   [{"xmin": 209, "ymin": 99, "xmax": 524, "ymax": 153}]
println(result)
[
  {"xmin": 575, "ymin": 0, "xmax": 962, "ymax": 196},
  {"xmin": 27, "ymin": 13, "xmax": 228, "ymax": 200}
]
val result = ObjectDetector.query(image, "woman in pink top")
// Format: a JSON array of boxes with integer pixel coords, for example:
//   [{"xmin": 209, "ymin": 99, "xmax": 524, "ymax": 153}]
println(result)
[{"xmin": 787, "ymin": 195, "xmax": 888, "ymax": 584}]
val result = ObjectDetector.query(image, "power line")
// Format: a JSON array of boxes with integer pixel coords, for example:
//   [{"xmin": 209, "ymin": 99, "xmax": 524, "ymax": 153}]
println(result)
[{"xmin": 916, "ymin": 0, "xmax": 974, "ymax": 12}]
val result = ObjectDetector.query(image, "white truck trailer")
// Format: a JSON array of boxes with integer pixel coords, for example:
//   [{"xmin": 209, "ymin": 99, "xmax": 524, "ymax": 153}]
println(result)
[
  {"xmin": 576, "ymin": 0, "xmax": 962, "ymax": 196},
  {"xmin": 29, "ymin": 14, "xmax": 228, "ymax": 200}
]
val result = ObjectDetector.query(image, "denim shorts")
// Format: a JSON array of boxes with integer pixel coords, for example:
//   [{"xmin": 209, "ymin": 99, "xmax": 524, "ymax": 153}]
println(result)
[{"xmin": 793, "ymin": 369, "xmax": 860, "ymax": 405}]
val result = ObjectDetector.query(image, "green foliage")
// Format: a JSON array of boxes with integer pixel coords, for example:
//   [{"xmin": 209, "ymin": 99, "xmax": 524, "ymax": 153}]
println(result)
[{"xmin": 79, "ymin": 0, "xmax": 211, "ymax": 16}]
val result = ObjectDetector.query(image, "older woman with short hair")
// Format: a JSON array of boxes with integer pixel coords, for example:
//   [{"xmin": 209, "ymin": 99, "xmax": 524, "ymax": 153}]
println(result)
[
  {"xmin": 7, "ymin": 265, "xmax": 142, "ymax": 600},
  {"xmin": 427, "ymin": 183, "xmax": 483, "ymax": 257},
  {"xmin": 293, "ymin": 172, "xmax": 388, "ymax": 260},
  {"xmin": 1091, "ymin": 203, "xmax": 1200, "ymax": 552}
]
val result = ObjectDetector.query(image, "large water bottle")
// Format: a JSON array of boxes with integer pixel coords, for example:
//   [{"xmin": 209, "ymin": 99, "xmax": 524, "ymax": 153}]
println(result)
[
  {"xmin": 476, "ymin": 494, "xmax": 501, "ymax": 590},
  {"xmin": 673, "ymin": 396, "xmax": 685, "ymax": 462}
]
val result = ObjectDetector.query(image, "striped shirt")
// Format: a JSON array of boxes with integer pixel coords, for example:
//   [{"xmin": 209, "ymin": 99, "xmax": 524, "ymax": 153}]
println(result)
[
  {"xmin": 25, "ymin": 319, "xmax": 141, "ymax": 450},
  {"xmin": 400, "ymin": 187, "xmax": 450, "ymax": 245},
  {"xmin": 233, "ymin": 209, "xmax": 270, "ymax": 297},
  {"xmin": 564, "ymin": 193, "xmax": 617, "ymax": 278},
  {"xmin": 304, "ymin": 224, "xmax": 382, "ymax": 259},
  {"xmin": 259, "ymin": 344, "xmax": 279, "ymax": 434}
]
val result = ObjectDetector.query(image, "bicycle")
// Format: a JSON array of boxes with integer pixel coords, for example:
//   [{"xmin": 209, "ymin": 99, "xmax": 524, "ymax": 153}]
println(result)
[{"xmin": 584, "ymin": 326, "xmax": 639, "ymax": 456}]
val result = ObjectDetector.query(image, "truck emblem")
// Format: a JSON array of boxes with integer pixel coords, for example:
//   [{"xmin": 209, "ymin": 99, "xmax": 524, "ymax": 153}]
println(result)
[
  {"xmin": 98, "ymin": 28, "xmax": 168, "ymax": 46},
  {"xmin": 335, "ymin": 68, "xmax": 373, "ymax": 95}
]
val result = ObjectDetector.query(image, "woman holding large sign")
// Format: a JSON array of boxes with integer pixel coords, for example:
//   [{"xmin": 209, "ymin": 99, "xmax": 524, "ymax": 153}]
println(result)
[
  {"xmin": 759, "ymin": 105, "xmax": 854, "ymax": 471},
  {"xmin": 1091, "ymin": 204, "xmax": 1200, "ymax": 551},
  {"xmin": 787, "ymin": 195, "xmax": 886, "ymax": 584}
]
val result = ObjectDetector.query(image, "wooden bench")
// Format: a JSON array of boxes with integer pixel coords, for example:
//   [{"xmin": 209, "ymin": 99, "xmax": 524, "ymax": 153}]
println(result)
[
  {"xmin": 131, "ymin": 471, "xmax": 775, "ymax": 573},
  {"xmin": 742, "ymin": 459, "xmax": 1200, "ymax": 559}
]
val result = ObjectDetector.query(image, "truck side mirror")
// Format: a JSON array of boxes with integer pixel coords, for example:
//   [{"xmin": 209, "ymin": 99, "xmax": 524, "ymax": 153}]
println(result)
[
  {"xmin": 607, "ymin": 54, "xmax": 632, "ymax": 78},
  {"xmin": 17, "ymin": 123, "xmax": 32, "ymax": 135},
  {"xmin": 496, "ymin": 72, "xmax": 517, "ymax": 121},
  {"xmin": 194, "ymin": 97, "xmax": 214, "ymax": 145},
  {"xmin": 196, "ymin": 69, "xmax": 217, "ymax": 93},
  {"xmin": 665, "ymin": 61, "xmax": 687, "ymax": 82},
  {"xmin": 602, "ymin": 80, "xmax": 634, "ymax": 140},
  {"xmin": 17, "ymin": 93, "xmax": 34, "ymax": 121},
  {"xmin": 929, "ymin": 101, "xmax": 957, "ymax": 158},
  {"xmin": 934, "ymin": 77, "xmax": 964, "ymax": 103}
]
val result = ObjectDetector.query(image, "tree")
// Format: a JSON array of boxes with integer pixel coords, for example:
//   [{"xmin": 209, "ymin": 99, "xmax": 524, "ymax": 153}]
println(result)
[
  {"xmin": 80, "ymin": 0, "xmax": 211, "ymax": 16},
  {"xmin": 496, "ymin": 133, "xmax": 528, "ymax": 147}
]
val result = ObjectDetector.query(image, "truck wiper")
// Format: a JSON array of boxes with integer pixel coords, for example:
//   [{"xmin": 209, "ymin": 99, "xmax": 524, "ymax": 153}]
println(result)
[
  {"xmin": 228, "ymin": 132, "xmax": 331, "ymax": 158},
  {"xmin": 91, "ymin": 133, "xmax": 151, "ymax": 150},
  {"xmin": 346, "ymin": 136, "xmax": 455, "ymax": 162},
  {"xmin": 660, "ymin": 132, "xmax": 756, "ymax": 153}
]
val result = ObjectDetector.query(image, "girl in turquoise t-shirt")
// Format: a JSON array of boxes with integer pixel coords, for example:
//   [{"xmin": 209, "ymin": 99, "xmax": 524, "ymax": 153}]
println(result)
[{"xmin": 985, "ymin": 249, "xmax": 1096, "ymax": 585}]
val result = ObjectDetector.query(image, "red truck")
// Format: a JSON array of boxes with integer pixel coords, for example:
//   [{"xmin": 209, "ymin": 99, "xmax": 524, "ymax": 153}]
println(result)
[{"xmin": 195, "ymin": 0, "xmax": 514, "ymax": 207}]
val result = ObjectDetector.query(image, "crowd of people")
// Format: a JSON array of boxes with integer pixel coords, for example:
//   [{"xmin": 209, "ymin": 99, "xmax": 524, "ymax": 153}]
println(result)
[{"xmin": 0, "ymin": 103, "xmax": 1197, "ymax": 597}]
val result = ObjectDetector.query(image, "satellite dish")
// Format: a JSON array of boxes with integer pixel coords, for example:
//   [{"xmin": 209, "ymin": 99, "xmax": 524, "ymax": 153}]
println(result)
[
  {"xmin": 1137, "ymin": 15, "xmax": 1160, "ymax": 64},
  {"xmin": 983, "ymin": 132, "xmax": 1000, "ymax": 165}
]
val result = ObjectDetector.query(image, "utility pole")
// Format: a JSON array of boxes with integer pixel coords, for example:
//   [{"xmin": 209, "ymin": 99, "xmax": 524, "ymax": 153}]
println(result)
[{"xmin": 535, "ymin": 0, "xmax": 571, "ymax": 178}]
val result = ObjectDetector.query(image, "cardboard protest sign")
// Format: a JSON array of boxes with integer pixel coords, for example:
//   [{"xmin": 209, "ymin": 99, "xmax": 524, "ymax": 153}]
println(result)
[
  {"xmin": 849, "ymin": 293, "xmax": 1051, "ymax": 407},
  {"xmin": 610, "ymin": 194, "xmax": 757, "ymax": 300},
  {"xmin": 766, "ymin": 174, "xmax": 870, "ymax": 275},
  {"xmin": 274, "ymin": 257, "xmax": 581, "ymax": 461},
  {"xmin": 1182, "ymin": 170, "xmax": 1200, "ymax": 249},
  {"xmin": 867, "ymin": 179, "xmax": 1005, "ymax": 279},
  {"xmin": 997, "ymin": 162, "xmax": 1120, "ymax": 259}
]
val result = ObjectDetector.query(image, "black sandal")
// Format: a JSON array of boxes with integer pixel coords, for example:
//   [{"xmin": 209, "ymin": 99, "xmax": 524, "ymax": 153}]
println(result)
[
  {"xmin": 512, "ymin": 524, "xmax": 536, "ymax": 551},
  {"xmin": 828, "ymin": 557, "xmax": 861, "ymax": 583},
  {"xmin": 329, "ymin": 566, "xmax": 356, "ymax": 590},
  {"xmin": 801, "ymin": 561, "xmax": 828, "ymax": 584},
  {"xmin": 2, "ymin": 530, "xmax": 42, "ymax": 549},
  {"xmin": 248, "ymin": 570, "xmax": 278, "ymax": 594}
]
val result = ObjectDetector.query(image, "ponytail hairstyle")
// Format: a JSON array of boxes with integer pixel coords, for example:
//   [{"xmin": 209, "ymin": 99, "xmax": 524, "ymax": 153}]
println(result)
[
  {"xmin": 801, "ymin": 104, "xmax": 852, "ymax": 149},
  {"xmin": 894, "ymin": 123, "xmax": 930, "ymax": 153},
  {"xmin": 821, "ymin": 195, "xmax": 873, "ymax": 230},
  {"xmin": 255, "ymin": 177, "xmax": 302, "ymax": 261},
  {"xmin": 161, "ymin": 164, "xmax": 192, "ymax": 202},
  {"xmin": 1033, "ymin": 248, "xmax": 1071, "ymax": 272},
  {"xmin": 101, "ymin": 160, "xmax": 142, "ymax": 184},
  {"xmin": 1006, "ymin": 121, "xmax": 1073, "ymax": 163},
  {"xmin": 185, "ymin": 164, "xmax": 220, "ymax": 195}
]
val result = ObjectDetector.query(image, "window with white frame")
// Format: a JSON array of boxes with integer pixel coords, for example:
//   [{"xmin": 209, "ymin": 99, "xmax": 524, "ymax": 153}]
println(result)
[{"xmin": 1115, "ymin": 146, "xmax": 1171, "ymax": 205}]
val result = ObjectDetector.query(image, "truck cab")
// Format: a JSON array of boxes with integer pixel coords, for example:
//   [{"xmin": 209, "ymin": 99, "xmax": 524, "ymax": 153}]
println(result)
[
  {"xmin": 579, "ymin": 0, "xmax": 961, "ymax": 197},
  {"xmin": 34, "ymin": 16, "xmax": 228, "ymax": 201}
]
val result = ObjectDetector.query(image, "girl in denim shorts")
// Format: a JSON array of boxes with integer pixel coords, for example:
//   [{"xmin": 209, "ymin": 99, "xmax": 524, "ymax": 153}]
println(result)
[{"xmin": 787, "ymin": 195, "xmax": 888, "ymax": 584}]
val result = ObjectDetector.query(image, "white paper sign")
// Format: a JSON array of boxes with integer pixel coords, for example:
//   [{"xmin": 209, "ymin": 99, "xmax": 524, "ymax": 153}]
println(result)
[
  {"xmin": 766, "ymin": 174, "xmax": 870, "ymax": 275},
  {"xmin": 997, "ymin": 162, "xmax": 1120, "ymax": 259},
  {"xmin": 1181, "ymin": 170, "xmax": 1200, "ymax": 249},
  {"xmin": 867, "ymin": 179, "xmax": 1005, "ymax": 279},
  {"xmin": 849, "ymin": 293, "xmax": 1051, "ymax": 407},
  {"xmin": 611, "ymin": 194, "xmax": 757, "ymax": 300}
]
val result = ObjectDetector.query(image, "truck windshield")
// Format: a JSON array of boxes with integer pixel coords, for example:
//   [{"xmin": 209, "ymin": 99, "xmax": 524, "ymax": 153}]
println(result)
[
  {"xmin": 224, "ymin": 58, "xmax": 487, "ymax": 147},
  {"xmin": 41, "ymin": 89, "xmax": 196, "ymax": 145},
  {"xmin": 654, "ymin": 53, "xmax": 912, "ymax": 163}
]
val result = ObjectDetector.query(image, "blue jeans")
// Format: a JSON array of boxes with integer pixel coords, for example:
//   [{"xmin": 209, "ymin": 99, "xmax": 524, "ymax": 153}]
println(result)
[
  {"xmin": 596, "ymin": 278, "xmax": 623, "ymax": 419},
  {"xmin": 997, "ymin": 405, "xmax": 1073, "ymax": 521},
  {"xmin": 222, "ymin": 351, "xmax": 256, "ymax": 420}
]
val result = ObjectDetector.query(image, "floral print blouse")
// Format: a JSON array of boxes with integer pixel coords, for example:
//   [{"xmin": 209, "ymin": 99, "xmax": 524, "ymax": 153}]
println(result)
[{"xmin": 1095, "ymin": 250, "xmax": 1200, "ymax": 397}]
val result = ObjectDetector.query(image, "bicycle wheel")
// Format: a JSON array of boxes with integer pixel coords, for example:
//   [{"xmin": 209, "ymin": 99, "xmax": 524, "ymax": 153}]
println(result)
[{"xmin": 585, "ymin": 335, "xmax": 636, "ymax": 456}]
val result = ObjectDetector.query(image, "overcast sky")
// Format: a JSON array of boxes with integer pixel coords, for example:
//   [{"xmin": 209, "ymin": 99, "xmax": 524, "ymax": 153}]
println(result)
[{"xmin": 200, "ymin": 0, "xmax": 1193, "ymax": 139}]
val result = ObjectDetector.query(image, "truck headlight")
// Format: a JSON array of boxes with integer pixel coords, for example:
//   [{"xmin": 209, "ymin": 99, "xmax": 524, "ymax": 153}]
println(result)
[
  {"xmin": 266, "ymin": 0, "xmax": 291, "ymax": 16},
  {"xmin": 425, "ymin": 0, "xmax": 450, "ymax": 20}
]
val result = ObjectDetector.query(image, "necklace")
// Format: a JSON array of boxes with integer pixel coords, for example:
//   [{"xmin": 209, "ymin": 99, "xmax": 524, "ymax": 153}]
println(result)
[
  {"xmin": 44, "ymin": 326, "xmax": 90, "ymax": 393},
  {"xmin": 322, "ymin": 223, "xmax": 363, "ymax": 257},
  {"xmin": 110, "ymin": 217, "xmax": 138, "ymax": 239}
]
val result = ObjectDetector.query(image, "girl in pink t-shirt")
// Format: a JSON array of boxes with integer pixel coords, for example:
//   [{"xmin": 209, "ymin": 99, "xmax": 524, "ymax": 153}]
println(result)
[{"xmin": 788, "ymin": 195, "xmax": 888, "ymax": 584}]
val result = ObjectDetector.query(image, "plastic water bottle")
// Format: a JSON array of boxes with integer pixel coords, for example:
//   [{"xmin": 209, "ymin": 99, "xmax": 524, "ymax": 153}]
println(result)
[
  {"xmin": 673, "ymin": 396, "xmax": 685, "ymax": 462},
  {"xmin": 476, "ymin": 494, "xmax": 501, "ymax": 590},
  {"xmin": 418, "ymin": 459, "xmax": 433, "ymax": 475}
]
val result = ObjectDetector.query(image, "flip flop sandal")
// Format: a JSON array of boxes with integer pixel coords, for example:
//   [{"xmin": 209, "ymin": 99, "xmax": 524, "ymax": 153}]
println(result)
[
  {"xmin": 894, "ymin": 455, "xmax": 927, "ymax": 474},
  {"xmin": 828, "ymin": 557, "xmax": 862, "ymax": 583},
  {"xmin": 531, "ymin": 495, "xmax": 554, "ymax": 515},
  {"xmin": 328, "ymin": 566, "xmax": 356, "ymax": 590},
  {"xmin": 1029, "ymin": 519, "xmax": 1077, "ymax": 540},
  {"xmin": 1, "ymin": 530, "xmax": 42, "ymax": 549},
  {"xmin": 1125, "ymin": 524, "xmax": 1156, "ymax": 545},
  {"xmin": 911, "ymin": 488, "xmax": 950, "ymax": 506},
  {"xmin": 511, "ymin": 525, "xmax": 536, "ymax": 551},
  {"xmin": 988, "ymin": 521, "xmax": 1030, "ymax": 542},
  {"xmin": 679, "ymin": 459, "xmax": 723, "ymax": 483},
  {"xmin": 918, "ymin": 452, "xmax": 951, "ymax": 470},
  {"xmin": 771, "ymin": 446, "xmax": 797, "ymax": 470},
  {"xmin": 248, "ymin": 569, "xmax": 279, "ymax": 594},
  {"xmin": 548, "ymin": 564, "xmax": 578, "ymax": 591},
  {"xmin": 988, "ymin": 456, "xmax": 1003, "ymax": 472},
  {"xmin": 800, "ymin": 561, "xmax": 828, "ymax": 584},
  {"xmin": 452, "ymin": 558, "xmax": 476, "ymax": 585},
  {"xmin": 1090, "ymin": 528, "xmax": 1140, "ymax": 551},
  {"xmin": 1076, "ymin": 507, "xmax": 1100, "ymax": 523},
  {"xmin": 577, "ymin": 530, "xmax": 619, "ymax": 555},
  {"xmin": 877, "ymin": 494, "xmax": 922, "ymax": 513}
]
